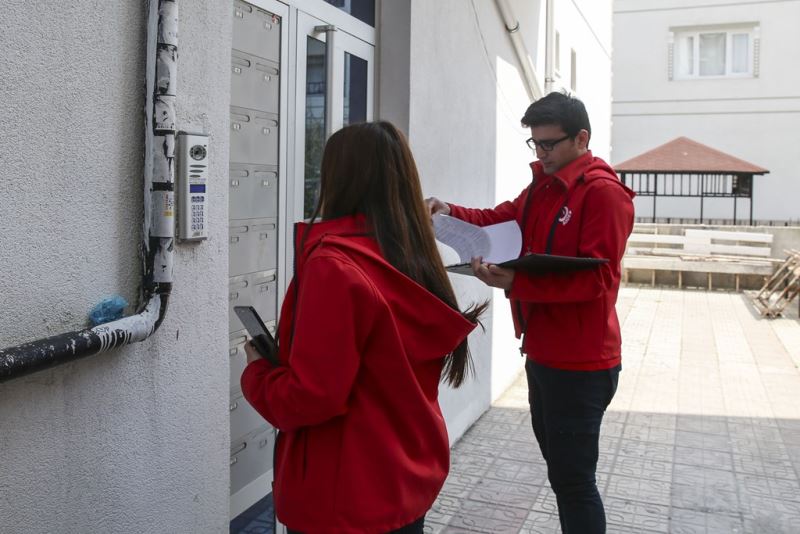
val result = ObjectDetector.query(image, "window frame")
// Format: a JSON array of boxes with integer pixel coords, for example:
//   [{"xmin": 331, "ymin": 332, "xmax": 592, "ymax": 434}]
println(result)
[{"xmin": 671, "ymin": 25, "xmax": 758, "ymax": 80}]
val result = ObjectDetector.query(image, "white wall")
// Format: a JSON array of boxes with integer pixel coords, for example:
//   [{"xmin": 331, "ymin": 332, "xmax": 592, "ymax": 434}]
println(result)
[
  {"xmin": 612, "ymin": 0, "xmax": 800, "ymax": 222},
  {"xmin": 0, "ymin": 2, "xmax": 232, "ymax": 533},
  {"xmin": 555, "ymin": 0, "xmax": 614, "ymax": 161}
]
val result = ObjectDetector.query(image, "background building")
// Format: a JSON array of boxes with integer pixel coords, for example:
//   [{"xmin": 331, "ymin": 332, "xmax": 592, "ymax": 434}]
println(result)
[
  {"xmin": 0, "ymin": 0, "xmax": 612, "ymax": 531},
  {"xmin": 612, "ymin": 0, "xmax": 800, "ymax": 224}
]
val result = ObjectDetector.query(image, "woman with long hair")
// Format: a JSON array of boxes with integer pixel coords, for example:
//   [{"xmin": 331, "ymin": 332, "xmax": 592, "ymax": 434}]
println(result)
[{"xmin": 241, "ymin": 121, "xmax": 487, "ymax": 533}]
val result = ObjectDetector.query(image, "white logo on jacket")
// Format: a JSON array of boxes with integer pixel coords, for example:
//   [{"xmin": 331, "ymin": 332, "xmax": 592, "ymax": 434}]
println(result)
[{"xmin": 558, "ymin": 206, "xmax": 572, "ymax": 225}]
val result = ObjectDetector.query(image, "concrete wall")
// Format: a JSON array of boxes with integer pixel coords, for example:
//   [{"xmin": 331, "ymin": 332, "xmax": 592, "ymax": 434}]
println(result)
[
  {"xmin": 612, "ymin": 0, "xmax": 800, "ymax": 223},
  {"xmin": 401, "ymin": 0, "xmax": 614, "ymax": 442},
  {"xmin": 0, "ymin": 2, "xmax": 232, "ymax": 533}
]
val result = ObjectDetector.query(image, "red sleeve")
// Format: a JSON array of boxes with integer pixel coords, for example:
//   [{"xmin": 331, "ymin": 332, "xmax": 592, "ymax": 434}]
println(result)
[
  {"xmin": 240, "ymin": 253, "xmax": 377, "ymax": 431},
  {"xmin": 509, "ymin": 182, "xmax": 634, "ymax": 303},
  {"xmin": 447, "ymin": 186, "xmax": 531, "ymax": 227}
]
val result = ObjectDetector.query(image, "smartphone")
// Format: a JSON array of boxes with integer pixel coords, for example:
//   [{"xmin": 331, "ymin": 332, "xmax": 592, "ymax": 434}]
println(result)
[{"xmin": 233, "ymin": 306, "xmax": 279, "ymax": 365}]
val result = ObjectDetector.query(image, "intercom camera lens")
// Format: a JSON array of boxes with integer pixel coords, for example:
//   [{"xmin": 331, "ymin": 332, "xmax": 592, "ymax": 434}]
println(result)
[{"xmin": 190, "ymin": 145, "xmax": 207, "ymax": 161}]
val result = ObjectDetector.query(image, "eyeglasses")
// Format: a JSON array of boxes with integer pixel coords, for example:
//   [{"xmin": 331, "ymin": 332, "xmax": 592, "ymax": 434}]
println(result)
[{"xmin": 525, "ymin": 134, "xmax": 571, "ymax": 152}]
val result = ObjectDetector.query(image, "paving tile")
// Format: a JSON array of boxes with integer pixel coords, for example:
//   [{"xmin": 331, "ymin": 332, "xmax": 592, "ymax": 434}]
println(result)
[
  {"xmin": 675, "ymin": 415, "xmax": 728, "ymax": 435},
  {"xmin": 738, "ymin": 494, "xmax": 800, "ymax": 520},
  {"xmin": 604, "ymin": 496, "xmax": 670, "ymax": 533},
  {"xmin": 674, "ymin": 430, "xmax": 732, "ymax": 453},
  {"xmin": 671, "ymin": 481, "xmax": 739, "ymax": 515},
  {"xmin": 671, "ymin": 463, "xmax": 737, "ymax": 498},
  {"xmin": 519, "ymin": 506, "xmax": 561, "ymax": 534},
  {"xmin": 422, "ymin": 519, "xmax": 449, "ymax": 534},
  {"xmin": 448, "ymin": 452, "xmax": 495, "ymax": 477},
  {"xmin": 483, "ymin": 456, "xmax": 548, "ymax": 486},
  {"xmin": 605, "ymin": 473, "xmax": 673, "ymax": 507},
  {"xmin": 479, "ymin": 407, "xmax": 529, "ymax": 426},
  {"xmin": 617, "ymin": 439, "xmax": 675, "ymax": 464},
  {"xmin": 612, "ymin": 455, "xmax": 673, "ymax": 483},
  {"xmin": 741, "ymin": 510, "xmax": 800, "ymax": 534},
  {"xmin": 668, "ymin": 508, "xmax": 745, "ymax": 534},
  {"xmin": 732, "ymin": 452, "xmax": 798, "ymax": 480},
  {"xmin": 600, "ymin": 419, "xmax": 626, "ymax": 437},
  {"xmin": 467, "ymin": 477, "xmax": 543, "ymax": 510},
  {"xmin": 622, "ymin": 423, "xmax": 677, "ymax": 443},
  {"xmin": 496, "ymin": 440, "xmax": 541, "ymax": 464},
  {"xmin": 445, "ymin": 499, "xmax": 528, "ymax": 533},
  {"xmin": 674, "ymin": 445, "xmax": 733, "ymax": 470},
  {"xmin": 439, "ymin": 473, "xmax": 485, "ymax": 500},
  {"xmin": 456, "ymin": 436, "xmax": 510, "ymax": 458},
  {"xmin": 736, "ymin": 473, "xmax": 800, "ymax": 502},
  {"xmin": 428, "ymin": 494, "xmax": 462, "ymax": 525}
]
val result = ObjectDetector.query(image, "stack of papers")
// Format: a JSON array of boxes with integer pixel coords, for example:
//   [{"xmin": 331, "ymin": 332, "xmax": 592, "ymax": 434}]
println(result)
[{"xmin": 432, "ymin": 214, "xmax": 608, "ymax": 276}]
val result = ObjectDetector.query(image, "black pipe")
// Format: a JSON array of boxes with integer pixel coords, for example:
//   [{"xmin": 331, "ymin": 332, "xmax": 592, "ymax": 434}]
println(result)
[{"xmin": 0, "ymin": 292, "xmax": 168, "ymax": 384}]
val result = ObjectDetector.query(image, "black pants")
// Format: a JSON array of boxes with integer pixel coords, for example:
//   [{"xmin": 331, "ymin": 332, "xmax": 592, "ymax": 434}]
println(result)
[
  {"xmin": 287, "ymin": 515, "xmax": 424, "ymax": 534},
  {"xmin": 525, "ymin": 359, "xmax": 620, "ymax": 534}
]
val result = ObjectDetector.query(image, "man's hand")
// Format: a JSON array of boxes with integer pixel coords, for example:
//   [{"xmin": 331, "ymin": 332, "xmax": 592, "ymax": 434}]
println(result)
[
  {"xmin": 244, "ymin": 340, "xmax": 264, "ymax": 364},
  {"xmin": 424, "ymin": 197, "xmax": 450, "ymax": 216},
  {"xmin": 471, "ymin": 257, "xmax": 515, "ymax": 290}
]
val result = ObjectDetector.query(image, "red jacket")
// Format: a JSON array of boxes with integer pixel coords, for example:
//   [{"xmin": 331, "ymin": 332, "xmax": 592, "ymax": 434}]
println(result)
[
  {"xmin": 241, "ymin": 215, "xmax": 476, "ymax": 533},
  {"xmin": 449, "ymin": 151, "xmax": 634, "ymax": 371}
]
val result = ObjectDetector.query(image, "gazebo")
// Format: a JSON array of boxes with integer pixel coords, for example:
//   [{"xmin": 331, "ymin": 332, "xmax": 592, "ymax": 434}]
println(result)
[{"xmin": 614, "ymin": 137, "xmax": 769, "ymax": 225}]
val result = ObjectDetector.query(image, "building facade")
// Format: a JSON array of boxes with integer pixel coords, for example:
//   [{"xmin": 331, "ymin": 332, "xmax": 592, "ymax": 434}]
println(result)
[
  {"xmin": 612, "ymin": 0, "xmax": 800, "ymax": 224},
  {"xmin": 0, "ymin": 0, "xmax": 612, "ymax": 531}
]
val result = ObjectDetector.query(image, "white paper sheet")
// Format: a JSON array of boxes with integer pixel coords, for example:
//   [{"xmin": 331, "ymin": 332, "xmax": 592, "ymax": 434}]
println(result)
[{"xmin": 432, "ymin": 215, "xmax": 522, "ymax": 265}]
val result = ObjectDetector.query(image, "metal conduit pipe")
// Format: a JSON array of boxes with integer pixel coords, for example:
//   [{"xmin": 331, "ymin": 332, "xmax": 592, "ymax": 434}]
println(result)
[
  {"xmin": 493, "ymin": 0, "xmax": 543, "ymax": 101},
  {"xmin": 544, "ymin": 0, "xmax": 555, "ymax": 94},
  {"xmin": 0, "ymin": 0, "xmax": 178, "ymax": 383}
]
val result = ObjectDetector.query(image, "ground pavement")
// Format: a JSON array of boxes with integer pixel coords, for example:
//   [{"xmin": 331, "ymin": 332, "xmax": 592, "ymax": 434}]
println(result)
[{"xmin": 427, "ymin": 287, "xmax": 800, "ymax": 534}]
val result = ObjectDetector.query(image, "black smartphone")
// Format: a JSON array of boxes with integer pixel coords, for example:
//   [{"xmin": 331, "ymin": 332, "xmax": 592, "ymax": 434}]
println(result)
[{"xmin": 233, "ymin": 306, "xmax": 279, "ymax": 365}]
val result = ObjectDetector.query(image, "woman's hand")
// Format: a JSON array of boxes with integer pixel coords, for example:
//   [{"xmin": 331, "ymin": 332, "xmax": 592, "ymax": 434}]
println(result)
[{"xmin": 244, "ymin": 340, "xmax": 264, "ymax": 364}]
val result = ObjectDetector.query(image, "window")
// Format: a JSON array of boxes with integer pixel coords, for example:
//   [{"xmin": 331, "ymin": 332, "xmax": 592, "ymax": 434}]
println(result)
[
  {"xmin": 322, "ymin": 0, "xmax": 375, "ymax": 26},
  {"xmin": 570, "ymin": 49, "xmax": 577, "ymax": 91},
  {"xmin": 555, "ymin": 31, "xmax": 561, "ymax": 75},
  {"xmin": 671, "ymin": 25, "xmax": 758, "ymax": 79}
]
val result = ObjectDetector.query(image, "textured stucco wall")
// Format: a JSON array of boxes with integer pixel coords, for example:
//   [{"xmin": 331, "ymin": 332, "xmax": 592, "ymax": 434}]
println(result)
[
  {"xmin": 612, "ymin": 0, "xmax": 800, "ymax": 222},
  {"xmin": 0, "ymin": 2, "xmax": 232, "ymax": 532}
]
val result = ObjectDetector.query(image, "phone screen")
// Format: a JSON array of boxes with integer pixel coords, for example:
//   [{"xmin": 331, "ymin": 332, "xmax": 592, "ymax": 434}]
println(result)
[{"xmin": 233, "ymin": 306, "xmax": 276, "ymax": 344}]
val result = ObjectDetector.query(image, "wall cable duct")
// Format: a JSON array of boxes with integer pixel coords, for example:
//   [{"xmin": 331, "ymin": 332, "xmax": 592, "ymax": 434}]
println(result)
[
  {"xmin": 493, "ymin": 0, "xmax": 544, "ymax": 101},
  {"xmin": 0, "ymin": 0, "xmax": 178, "ymax": 383}
]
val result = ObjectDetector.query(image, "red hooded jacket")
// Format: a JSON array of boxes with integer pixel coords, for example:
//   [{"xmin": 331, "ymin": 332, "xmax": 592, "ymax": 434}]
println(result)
[
  {"xmin": 448, "ymin": 151, "xmax": 634, "ymax": 371},
  {"xmin": 241, "ymin": 215, "xmax": 476, "ymax": 533}
]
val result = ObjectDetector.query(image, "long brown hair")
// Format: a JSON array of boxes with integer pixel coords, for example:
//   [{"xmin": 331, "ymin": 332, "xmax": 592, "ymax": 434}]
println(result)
[{"xmin": 307, "ymin": 121, "xmax": 487, "ymax": 388}]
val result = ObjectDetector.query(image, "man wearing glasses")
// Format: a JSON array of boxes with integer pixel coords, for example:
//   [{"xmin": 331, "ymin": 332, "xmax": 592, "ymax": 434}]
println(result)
[{"xmin": 426, "ymin": 91, "xmax": 634, "ymax": 534}]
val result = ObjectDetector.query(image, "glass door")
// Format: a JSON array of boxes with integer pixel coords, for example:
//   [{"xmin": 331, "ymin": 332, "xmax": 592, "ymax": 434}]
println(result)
[{"xmin": 293, "ymin": 11, "xmax": 375, "ymax": 223}]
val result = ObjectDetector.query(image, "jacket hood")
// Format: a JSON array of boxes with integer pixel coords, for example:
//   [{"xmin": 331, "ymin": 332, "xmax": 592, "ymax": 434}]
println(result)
[
  {"xmin": 294, "ymin": 215, "xmax": 477, "ymax": 363},
  {"xmin": 583, "ymin": 158, "xmax": 636, "ymax": 200}
]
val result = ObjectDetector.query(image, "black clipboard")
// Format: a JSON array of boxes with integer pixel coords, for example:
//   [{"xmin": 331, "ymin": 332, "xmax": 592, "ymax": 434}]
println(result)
[{"xmin": 446, "ymin": 253, "xmax": 608, "ymax": 276}]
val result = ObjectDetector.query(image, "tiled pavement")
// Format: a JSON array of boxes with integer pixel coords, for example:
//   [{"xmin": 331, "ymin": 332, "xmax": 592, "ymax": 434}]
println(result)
[{"xmin": 427, "ymin": 287, "xmax": 800, "ymax": 534}]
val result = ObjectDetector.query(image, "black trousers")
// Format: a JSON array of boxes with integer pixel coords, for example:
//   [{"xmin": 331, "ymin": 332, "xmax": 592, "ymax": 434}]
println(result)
[
  {"xmin": 287, "ymin": 515, "xmax": 424, "ymax": 534},
  {"xmin": 525, "ymin": 359, "xmax": 620, "ymax": 534}
]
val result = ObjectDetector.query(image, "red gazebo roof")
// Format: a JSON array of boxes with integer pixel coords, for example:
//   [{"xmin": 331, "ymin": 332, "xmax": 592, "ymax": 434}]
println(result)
[{"xmin": 614, "ymin": 137, "xmax": 769, "ymax": 175}]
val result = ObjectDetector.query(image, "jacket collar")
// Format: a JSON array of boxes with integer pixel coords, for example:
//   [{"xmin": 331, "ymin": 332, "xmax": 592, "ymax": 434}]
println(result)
[
  {"xmin": 530, "ymin": 150, "xmax": 594, "ymax": 189},
  {"xmin": 294, "ymin": 214, "xmax": 370, "ymax": 257}
]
